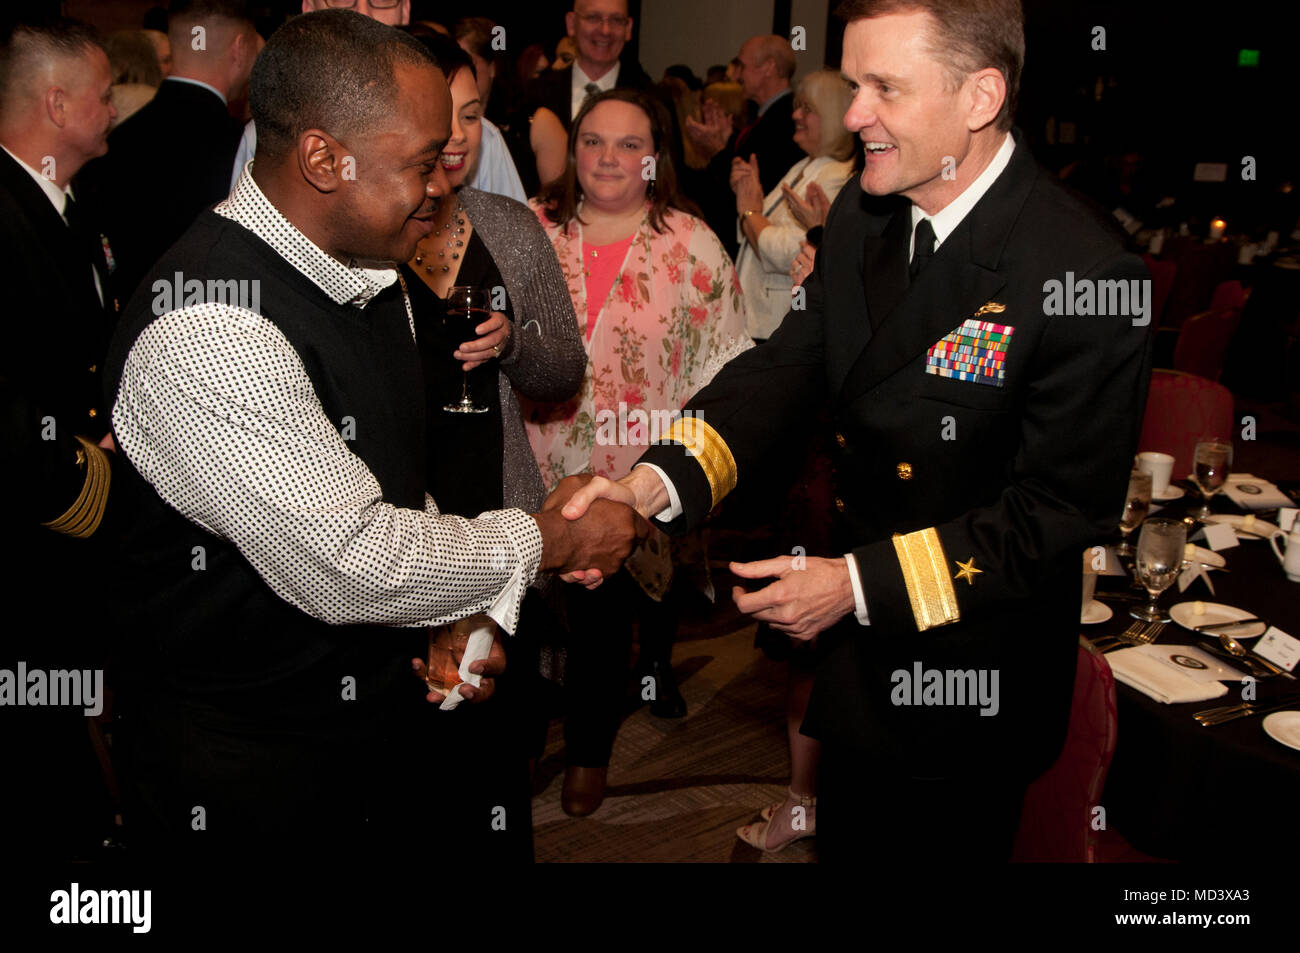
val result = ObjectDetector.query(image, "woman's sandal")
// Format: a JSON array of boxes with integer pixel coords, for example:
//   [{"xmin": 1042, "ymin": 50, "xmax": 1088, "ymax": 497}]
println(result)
[{"xmin": 736, "ymin": 788, "xmax": 817, "ymax": 853}]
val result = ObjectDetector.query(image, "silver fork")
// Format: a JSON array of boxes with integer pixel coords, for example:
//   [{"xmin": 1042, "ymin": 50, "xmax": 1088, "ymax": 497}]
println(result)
[
  {"xmin": 1094, "ymin": 620, "xmax": 1165, "ymax": 652},
  {"xmin": 1091, "ymin": 620, "xmax": 1148, "ymax": 651}
]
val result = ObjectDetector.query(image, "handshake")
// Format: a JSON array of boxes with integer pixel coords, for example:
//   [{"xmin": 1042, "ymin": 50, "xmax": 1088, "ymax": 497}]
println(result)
[{"xmin": 531, "ymin": 470, "xmax": 672, "ymax": 586}]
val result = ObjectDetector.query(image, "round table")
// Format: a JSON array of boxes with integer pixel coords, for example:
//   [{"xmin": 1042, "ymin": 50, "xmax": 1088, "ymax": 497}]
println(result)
[{"xmin": 1094, "ymin": 482, "xmax": 1300, "ymax": 860}]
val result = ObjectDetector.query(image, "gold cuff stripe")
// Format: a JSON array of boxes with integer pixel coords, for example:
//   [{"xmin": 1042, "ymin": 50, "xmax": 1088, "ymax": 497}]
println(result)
[
  {"xmin": 664, "ymin": 415, "xmax": 737, "ymax": 509},
  {"xmin": 43, "ymin": 436, "xmax": 111, "ymax": 539},
  {"xmin": 891, "ymin": 528, "xmax": 960, "ymax": 631}
]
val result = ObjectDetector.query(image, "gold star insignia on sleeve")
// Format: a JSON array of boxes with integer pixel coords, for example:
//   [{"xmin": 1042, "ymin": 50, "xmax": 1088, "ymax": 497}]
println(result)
[{"xmin": 954, "ymin": 557, "xmax": 983, "ymax": 585}]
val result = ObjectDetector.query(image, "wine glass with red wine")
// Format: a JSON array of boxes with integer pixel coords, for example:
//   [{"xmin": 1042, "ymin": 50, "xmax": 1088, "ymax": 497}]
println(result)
[{"xmin": 444, "ymin": 285, "xmax": 491, "ymax": 414}]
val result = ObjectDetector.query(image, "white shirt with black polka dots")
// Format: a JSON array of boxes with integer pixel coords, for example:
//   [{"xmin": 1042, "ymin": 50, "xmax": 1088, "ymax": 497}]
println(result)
[{"xmin": 111, "ymin": 167, "xmax": 543, "ymax": 634}]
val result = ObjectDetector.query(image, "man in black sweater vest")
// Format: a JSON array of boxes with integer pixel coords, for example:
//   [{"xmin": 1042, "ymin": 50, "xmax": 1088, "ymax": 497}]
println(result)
[{"xmin": 103, "ymin": 9, "xmax": 643, "ymax": 859}]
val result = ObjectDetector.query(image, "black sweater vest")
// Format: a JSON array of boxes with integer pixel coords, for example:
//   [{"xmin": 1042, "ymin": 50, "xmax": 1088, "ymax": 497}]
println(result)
[{"xmin": 104, "ymin": 210, "xmax": 428, "ymax": 729}]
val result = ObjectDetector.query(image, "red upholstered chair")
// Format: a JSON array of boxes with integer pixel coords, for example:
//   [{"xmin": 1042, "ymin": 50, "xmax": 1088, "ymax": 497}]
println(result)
[
  {"xmin": 1137, "ymin": 369, "xmax": 1234, "ymax": 478},
  {"xmin": 1172, "ymin": 308, "xmax": 1241, "ymax": 381},
  {"xmin": 1011, "ymin": 639, "xmax": 1117, "ymax": 863},
  {"xmin": 1142, "ymin": 253, "xmax": 1176, "ymax": 327},
  {"xmin": 1209, "ymin": 279, "xmax": 1246, "ymax": 313}
]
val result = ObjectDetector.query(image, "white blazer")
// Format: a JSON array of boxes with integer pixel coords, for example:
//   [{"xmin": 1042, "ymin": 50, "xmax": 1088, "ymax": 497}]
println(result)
[{"xmin": 735, "ymin": 154, "xmax": 855, "ymax": 340}]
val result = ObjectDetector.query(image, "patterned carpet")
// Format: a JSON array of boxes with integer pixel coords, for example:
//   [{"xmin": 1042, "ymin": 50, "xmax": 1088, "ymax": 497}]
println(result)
[{"xmin": 531, "ymin": 554, "xmax": 819, "ymax": 863}]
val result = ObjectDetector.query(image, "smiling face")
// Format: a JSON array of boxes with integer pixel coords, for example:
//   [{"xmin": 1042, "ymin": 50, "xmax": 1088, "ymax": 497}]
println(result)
[
  {"xmin": 332, "ymin": 62, "xmax": 450, "ymax": 263},
  {"xmin": 566, "ymin": 0, "xmax": 632, "ymax": 76},
  {"xmin": 791, "ymin": 98, "xmax": 821, "ymax": 157},
  {"xmin": 574, "ymin": 99, "xmax": 653, "ymax": 216},
  {"xmin": 438, "ymin": 66, "xmax": 482, "ymax": 189},
  {"xmin": 841, "ymin": 12, "xmax": 983, "ymax": 214}
]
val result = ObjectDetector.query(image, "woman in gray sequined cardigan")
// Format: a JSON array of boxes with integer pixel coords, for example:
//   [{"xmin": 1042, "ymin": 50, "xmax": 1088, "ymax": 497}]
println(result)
[{"xmin": 458, "ymin": 185, "xmax": 586, "ymax": 515}]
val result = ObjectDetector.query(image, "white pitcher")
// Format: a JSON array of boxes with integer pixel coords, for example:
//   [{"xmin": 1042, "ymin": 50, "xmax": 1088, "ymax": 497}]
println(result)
[{"xmin": 1270, "ymin": 525, "xmax": 1300, "ymax": 582}]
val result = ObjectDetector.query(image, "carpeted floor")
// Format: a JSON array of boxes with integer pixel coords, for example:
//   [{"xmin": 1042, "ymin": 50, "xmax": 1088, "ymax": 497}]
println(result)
[{"xmin": 532, "ymin": 617, "xmax": 818, "ymax": 863}]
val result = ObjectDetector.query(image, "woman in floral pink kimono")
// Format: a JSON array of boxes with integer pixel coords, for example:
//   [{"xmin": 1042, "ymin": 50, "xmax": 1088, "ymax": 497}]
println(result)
[{"xmin": 524, "ymin": 88, "xmax": 751, "ymax": 817}]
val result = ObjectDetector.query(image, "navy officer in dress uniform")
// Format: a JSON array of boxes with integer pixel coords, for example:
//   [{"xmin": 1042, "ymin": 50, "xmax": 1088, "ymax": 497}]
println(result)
[
  {"xmin": 0, "ymin": 17, "xmax": 120, "ymax": 858},
  {"xmin": 562, "ymin": 0, "xmax": 1152, "ymax": 861}
]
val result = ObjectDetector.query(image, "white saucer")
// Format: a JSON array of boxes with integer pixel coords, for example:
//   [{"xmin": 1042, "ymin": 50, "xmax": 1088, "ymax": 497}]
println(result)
[
  {"xmin": 1262, "ymin": 711, "xmax": 1300, "ymax": 751},
  {"xmin": 1203, "ymin": 514, "xmax": 1282, "ymax": 540},
  {"xmin": 1169, "ymin": 601, "xmax": 1266, "ymax": 638},
  {"xmin": 1081, "ymin": 600, "xmax": 1113, "ymax": 624},
  {"xmin": 1152, "ymin": 485, "xmax": 1185, "ymax": 502}
]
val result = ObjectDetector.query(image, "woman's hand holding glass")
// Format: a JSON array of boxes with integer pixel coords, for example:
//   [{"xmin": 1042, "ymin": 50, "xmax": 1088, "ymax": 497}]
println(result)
[{"xmin": 453, "ymin": 309, "xmax": 511, "ymax": 371}]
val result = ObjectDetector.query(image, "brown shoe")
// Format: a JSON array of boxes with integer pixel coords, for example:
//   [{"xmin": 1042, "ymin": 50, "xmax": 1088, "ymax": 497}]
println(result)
[{"xmin": 562, "ymin": 766, "xmax": 607, "ymax": 817}]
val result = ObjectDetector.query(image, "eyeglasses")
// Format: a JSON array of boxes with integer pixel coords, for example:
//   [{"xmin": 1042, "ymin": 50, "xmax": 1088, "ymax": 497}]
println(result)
[
  {"xmin": 577, "ymin": 13, "xmax": 630, "ymax": 29},
  {"xmin": 325, "ymin": 0, "xmax": 402, "ymax": 9}
]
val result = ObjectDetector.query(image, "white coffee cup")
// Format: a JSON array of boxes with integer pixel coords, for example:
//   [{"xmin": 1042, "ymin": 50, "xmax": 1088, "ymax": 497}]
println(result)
[{"xmin": 1136, "ymin": 451, "xmax": 1175, "ymax": 497}]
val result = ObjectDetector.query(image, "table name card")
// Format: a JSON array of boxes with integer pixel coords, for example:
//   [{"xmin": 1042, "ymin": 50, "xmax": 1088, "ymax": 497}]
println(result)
[
  {"xmin": 1197, "ymin": 522, "xmax": 1240, "ymax": 552},
  {"xmin": 1254, "ymin": 627, "xmax": 1299, "ymax": 672}
]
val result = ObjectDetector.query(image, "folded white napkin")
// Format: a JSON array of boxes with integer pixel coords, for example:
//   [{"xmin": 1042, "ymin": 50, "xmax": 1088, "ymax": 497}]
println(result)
[
  {"xmin": 438, "ymin": 616, "xmax": 497, "ymax": 711},
  {"xmin": 1223, "ymin": 474, "xmax": 1291, "ymax": 510},
  {"xmin": 1107, "ymin": 646, "xmax": 1231, "ymax": 703}
]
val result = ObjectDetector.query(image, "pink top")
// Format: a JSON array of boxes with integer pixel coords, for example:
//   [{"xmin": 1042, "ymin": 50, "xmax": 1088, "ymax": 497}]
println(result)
[{"xmin": 580, "ymin": 234, "xmax": 636, "ymax": 340}]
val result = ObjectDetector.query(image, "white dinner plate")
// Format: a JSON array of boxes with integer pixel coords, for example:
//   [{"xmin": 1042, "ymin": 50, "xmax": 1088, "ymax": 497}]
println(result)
[
  {"xmin": 1262, "ymin": 711, "xmax": 1300, "ymax": 751},
  {"xmin": 1169, "ymin": 601, "xmax": 1266, "ymax": 638},
  {"xmin": 1203, "ymin": 514, "xmax": 1282, "ymax": 540},
  {"xmin": 1081, "ymin": 600, "xmax": 1113, "ymax": 624},
  {"xmin": 1152, "ymin": 485, "xmax": 1185, "ymax": 502}
]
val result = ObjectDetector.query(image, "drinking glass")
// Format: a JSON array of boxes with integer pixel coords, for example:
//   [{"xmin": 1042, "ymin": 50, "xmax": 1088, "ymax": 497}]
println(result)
[
  {"xmin": 444, "ymin": 286, "xmax": 491, "ymax": 414},
  {"xmin": 1192, "ymin": 438, "xmax": 1232, "ymax": 519},
  {"xmin": 1117, "ymin": 470, "xmax": 1152, "ymax": 556},
  {"xmin": 1130, "ymin": 518, "xmax": 1188, "ymax": 622}
]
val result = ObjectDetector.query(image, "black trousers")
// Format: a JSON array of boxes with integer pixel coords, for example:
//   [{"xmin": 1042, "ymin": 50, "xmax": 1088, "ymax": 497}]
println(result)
[
  {"xmin": 562, "ymin": 573, "xmax": 678, "ymax": 767},
  {"xmin": 816, "ymin": 744, "xmax": 1029, "ymax": 863}
]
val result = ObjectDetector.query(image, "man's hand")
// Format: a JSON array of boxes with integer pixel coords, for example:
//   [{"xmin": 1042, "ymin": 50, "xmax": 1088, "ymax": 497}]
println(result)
[
  {"xmin": 411, "ymin": 625, "xmax": 506, "ymax": 704},
  {"xmin": 547, "ymin": 470, "xmax": 669, "ymax": 587},
  {"xmin": 453, "ymin": 310, "xmax": 511, "ymax": 372},
  {"xmin": 534, "ymin": 473, "xmax": 649, "ymax": 583},
  {"xmin": 730, "ymin": 555, "xmax": 856, "ymax": 640}
]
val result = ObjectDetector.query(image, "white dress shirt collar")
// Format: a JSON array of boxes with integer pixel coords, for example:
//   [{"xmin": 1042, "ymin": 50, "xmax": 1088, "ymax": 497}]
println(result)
[
  {"xmin": 910, "ymin": 132, "xmax": 1015, "ymax": 257},
  {"xmin": 571, "ymin": 61, "xmax": 620, "ymax": 118},
  {"xmin": 216, "ymin": 165, "xmax": 397, "ymax": 308},
  {"xmin": 164, "ymin": 75, "xmax": 228, "ymax": 106},
  {"xmin": 1, "ymin": 143, "xmax": 71, "ymax": 219}
]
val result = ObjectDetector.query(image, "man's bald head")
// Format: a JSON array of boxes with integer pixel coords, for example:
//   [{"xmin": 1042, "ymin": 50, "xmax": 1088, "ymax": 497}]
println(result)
[{"xmin": 737, "ymin": 34, "xmax": 796, "ymax": 103}]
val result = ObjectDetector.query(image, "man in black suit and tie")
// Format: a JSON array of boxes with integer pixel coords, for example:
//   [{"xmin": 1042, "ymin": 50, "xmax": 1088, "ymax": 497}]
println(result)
[
  {"xmin": 685, "ymin": 34, "xmax": 805, "ymax": 258},
  {"xmin": 562, "ymin": 0, "xmax": 1151, "ymax": 861},
  {"xmin": 77, "ymin": 0, "xmax": 260, "ymax": 305},
  {"xmin": 0, "ymin": 17, "xmax": 119, "ymax": 858},
  {"xmin": 525, "ymin": 0, "xmax": 655, "ymax": 131}
]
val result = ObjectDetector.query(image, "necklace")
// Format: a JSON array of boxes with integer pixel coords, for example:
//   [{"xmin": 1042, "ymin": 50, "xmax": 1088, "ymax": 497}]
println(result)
[{"xmin": 414, "ymin": 200, "xmax": 466, "ymax": 274}]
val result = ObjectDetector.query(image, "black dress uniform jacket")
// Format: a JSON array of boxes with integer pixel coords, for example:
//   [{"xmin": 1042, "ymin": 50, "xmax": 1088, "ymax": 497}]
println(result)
[
  {"xmin": 641, "ymin": 132, "xmax": 1152, "ymax": 782},
  {"xmin": 77, "ymin": 78, "xmax": 242, "ymax": 307},
  {"xmin": 0, "ymin": 145, "xmax": 117, "ymax": 856}
]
